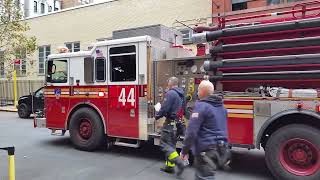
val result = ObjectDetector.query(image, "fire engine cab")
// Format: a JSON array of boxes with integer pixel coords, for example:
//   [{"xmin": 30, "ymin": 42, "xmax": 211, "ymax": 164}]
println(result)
[{"xmin": 35, "ymin": 3, "xmax": 320, "ymax": 179}]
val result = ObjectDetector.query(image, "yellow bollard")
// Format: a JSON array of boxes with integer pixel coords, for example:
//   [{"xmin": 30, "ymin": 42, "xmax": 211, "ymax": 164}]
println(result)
[
  {"xmin": 13, "ymin": 70, "xmax": 18, "ymax": 108},
  {"xmin": 0, "ymin": 147, "xmax": 15, "ymax": 180},
  {"xmin": 8, "ymin": 147, "xmax": 15, "ymax": 180}
]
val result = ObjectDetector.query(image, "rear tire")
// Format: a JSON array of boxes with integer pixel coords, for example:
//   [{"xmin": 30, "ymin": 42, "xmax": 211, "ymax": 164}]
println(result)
[
  {"xmin": 69, "ymin": 107, "xmax": 105, "ymax": 151},
  {"xmin": 265, "ymin": 124, "xmax": 320, "ymax": 180},
  {"xmin": 18, "ymin": 103, "xmax": 31, "ymax": 118}
]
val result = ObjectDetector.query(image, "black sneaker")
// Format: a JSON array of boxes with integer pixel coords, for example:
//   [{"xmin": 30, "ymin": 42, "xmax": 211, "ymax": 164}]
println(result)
[{"xmin": 160, "ymin": 166, "xmax": 175, "ymax": 174}]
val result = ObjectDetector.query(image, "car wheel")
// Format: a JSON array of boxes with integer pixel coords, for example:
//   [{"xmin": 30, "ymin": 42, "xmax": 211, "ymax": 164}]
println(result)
[{"xmin": 18, "ymin": 103, "xmax": 31, "ymax": 118}]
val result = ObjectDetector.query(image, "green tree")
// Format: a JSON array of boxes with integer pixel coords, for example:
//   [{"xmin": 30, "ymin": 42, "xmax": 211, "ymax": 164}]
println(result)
[{"xmin": 0, "ymin": 0, "xmax": 37, "ymax": 78}]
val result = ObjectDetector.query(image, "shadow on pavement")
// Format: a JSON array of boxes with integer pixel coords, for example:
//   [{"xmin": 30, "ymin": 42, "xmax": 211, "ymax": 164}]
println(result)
[{"xmin": 43, "ymin": 137, "xmax": 272, "ymax": 179}]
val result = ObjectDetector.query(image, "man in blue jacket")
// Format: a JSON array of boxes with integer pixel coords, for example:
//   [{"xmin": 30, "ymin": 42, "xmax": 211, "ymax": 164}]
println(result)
[
  {"xmin": 155, "ymin": 77, "xmax": 186, "ymax": 175},
  {"xmin": 180, "ymin": 80, "xmax": 230, "ymax": 180}
]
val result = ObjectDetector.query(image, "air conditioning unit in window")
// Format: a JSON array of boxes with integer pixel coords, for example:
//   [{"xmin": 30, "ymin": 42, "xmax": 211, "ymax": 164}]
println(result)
[{"xmin": 78, "ymin": 0, "xmax": 92, "ymax": 4}]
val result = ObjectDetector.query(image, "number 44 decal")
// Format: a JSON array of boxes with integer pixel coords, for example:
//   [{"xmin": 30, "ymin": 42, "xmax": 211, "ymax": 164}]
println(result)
[{"xmin": 118, "ymin": 88, "xmax": 135, "ymax": 106}]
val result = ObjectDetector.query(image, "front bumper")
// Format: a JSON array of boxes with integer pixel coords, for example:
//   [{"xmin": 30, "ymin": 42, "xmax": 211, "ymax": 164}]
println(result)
[{"xmin": 34, "ymin": 117, "xmax": 46, "ymax": 128}]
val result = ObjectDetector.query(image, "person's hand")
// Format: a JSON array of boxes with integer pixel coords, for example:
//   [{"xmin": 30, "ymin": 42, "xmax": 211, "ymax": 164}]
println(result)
[{"xmin": 180, "ymin": 153, "xmax": 189, "ymax": 161}]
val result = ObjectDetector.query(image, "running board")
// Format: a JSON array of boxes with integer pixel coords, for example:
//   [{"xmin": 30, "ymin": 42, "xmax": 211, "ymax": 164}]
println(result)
[
  {"xmin": 51, "ymin": 129, "xmax": 66, "ymax": 136},
  {"xmin": 114, "ymin": 138, "xmax": 140, "ymax": 148}
]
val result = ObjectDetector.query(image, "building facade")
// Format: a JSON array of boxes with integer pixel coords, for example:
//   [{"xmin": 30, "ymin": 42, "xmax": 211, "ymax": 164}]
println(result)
[
  {"xmin": 0, "ymin": 0, "xmax": 315, "ymax": 102},
  {"xmin": 1, "ymin": 0, "xmax": 314, "ymax": 81},
  {"xmin": 21, "ymin": 0, "xmax": 61, "ymax": 18},
  {"xmin": 15, "ymin": 0, "xmax": 211, "ymax": 81}
]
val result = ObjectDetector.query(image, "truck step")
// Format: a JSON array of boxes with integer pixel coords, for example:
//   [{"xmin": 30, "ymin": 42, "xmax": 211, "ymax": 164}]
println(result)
[
  {"xmin": 114, "ymin": 138, "xmax": 140, "ymax": 148},
  {"xmin": 51, "ymin": 129, "xmax": 66, "ymax": 136}
]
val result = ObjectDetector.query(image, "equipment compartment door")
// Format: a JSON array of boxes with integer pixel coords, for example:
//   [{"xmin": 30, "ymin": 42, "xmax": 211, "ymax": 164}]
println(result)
[
  {"xmin": 224, "ymin": 100, "xmax": 254, "ymax": 146},
  {"xmin": 107, "ymin": 44, "xmax": 139, "ymax": 138}
]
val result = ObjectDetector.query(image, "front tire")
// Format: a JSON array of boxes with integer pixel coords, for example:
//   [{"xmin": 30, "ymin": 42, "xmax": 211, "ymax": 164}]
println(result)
[
  {"xmin": 18, "ymin": 103, "xmax": 31, "ymax": 118},
  {"xmin": 265, "ymin": 124, "xmax": 320, "ymax": 180},
  {"xmin": 69, "ymin": 107, "xmax": 105, "ymax": 151}
]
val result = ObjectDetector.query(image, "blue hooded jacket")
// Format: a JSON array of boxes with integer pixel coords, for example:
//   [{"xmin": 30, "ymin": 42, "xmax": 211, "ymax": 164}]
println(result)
[
  {"xmin": 155, "ymin": 87, "xmax": 185, "ymax": 120},
  {"xmin": 182, "ymin": 95, "xmax": 228, "ymax": 155}
]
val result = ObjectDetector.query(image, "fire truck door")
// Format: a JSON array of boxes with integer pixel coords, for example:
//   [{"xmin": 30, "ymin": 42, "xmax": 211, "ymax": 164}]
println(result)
[
  {"xmin": 107, "ymin": 45, "xmax": 139, "ymax": 138},
  {"xmin": 45, "ymin": 59, "xmax": 70, "ymax": 128}
]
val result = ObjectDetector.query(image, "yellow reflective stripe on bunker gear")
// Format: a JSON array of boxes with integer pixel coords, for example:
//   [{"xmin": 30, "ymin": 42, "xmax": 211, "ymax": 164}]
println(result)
[
  {"xmin": 166, "ymin": 161, "xmax": 176, "ymax": 167},
  {"xmin": 168, "ymin": 151, "xmax": 179, "ymax": 160}
]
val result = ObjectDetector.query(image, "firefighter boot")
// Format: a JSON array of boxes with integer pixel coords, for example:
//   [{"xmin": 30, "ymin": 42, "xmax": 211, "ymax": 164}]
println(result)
[
  {"xmin": 160, "ymin": 161, "xmax": 175, "ymax": 174},
  {"xmin": 171, "ymin": 156, "xmax": 186, "ymax": 177}
]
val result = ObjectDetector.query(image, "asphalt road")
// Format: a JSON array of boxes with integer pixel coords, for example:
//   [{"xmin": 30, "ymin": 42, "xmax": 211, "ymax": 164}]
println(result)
[{"xmin": 0, "ymin": 112, "xmax": 273, "ymax": 180}]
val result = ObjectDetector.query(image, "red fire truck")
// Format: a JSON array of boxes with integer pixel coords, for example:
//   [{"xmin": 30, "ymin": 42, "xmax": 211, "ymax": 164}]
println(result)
[{"xmin": 35, "ymin": 2, "xmax": 320, "ymax": 180}]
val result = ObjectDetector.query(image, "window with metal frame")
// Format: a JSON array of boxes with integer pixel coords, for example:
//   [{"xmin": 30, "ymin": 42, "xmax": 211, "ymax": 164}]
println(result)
[
  {"xmin": 14, "ymin": 49, "xmax": 26, "ymax": 77},
  {"xmin": 232, "ymin": 0, "xmax": 248, "ymax": 11},
  {"xmin": 65, "ymin": 42, "xmax": 80, "ymax": 52},
  {"xmin": 40, "ymin": 3, "xmax": 45, "ymax": 13},
  {"xmin": 110, "ymin": 45, "xmax": 136, "ymax": 82},
  {"xmin": 38, "ymin": 45, "xmax": 50, "ymax": 75},
  {"xmin": 95, "ymin": 57, "xmax": 106, "ymax": 82},
  {"xmin": 34, "ymin": 1, "xmax": 37, "ymax": 13}
]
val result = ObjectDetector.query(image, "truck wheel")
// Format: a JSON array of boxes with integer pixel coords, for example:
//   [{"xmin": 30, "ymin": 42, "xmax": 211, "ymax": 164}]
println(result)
[
  {"xmin": 265, "ymin": 124, "xmax": 320, "ymax": 180},
  {"xmin": 69, "ymin": 107, "xmax": 105, "ymax": 151},
  {"xmin": 18, "ymin": 103, "xmax": 31, "ymax": 118}
]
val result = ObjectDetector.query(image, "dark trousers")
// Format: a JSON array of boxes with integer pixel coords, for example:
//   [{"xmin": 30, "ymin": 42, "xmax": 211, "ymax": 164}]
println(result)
[
  {"xmin": 194, "ymin": 150, "xmax": 218, "ymax": 180},
  {"xmin": 159, "ymin": 119, "xmax": 182, "ymax": 167},
  {"xmin": 194, "ymin": 145, "xmax": 231, "ymax": 180}
]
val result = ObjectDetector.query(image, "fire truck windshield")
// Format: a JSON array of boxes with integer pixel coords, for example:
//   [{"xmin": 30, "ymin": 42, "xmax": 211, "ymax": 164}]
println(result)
[{"xmin": 47, "ymin": 59, "xmax": 68, "ymax": 83}]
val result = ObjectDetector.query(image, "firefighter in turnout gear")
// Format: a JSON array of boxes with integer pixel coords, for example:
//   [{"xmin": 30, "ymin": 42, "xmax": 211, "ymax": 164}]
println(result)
[
  {"xmin": 155, "ymin": 77, "xmax": 187, "ymax": 175},
  {"xmin": 180, "ymin": 80, "xmax": 231, "ymax": 180}
]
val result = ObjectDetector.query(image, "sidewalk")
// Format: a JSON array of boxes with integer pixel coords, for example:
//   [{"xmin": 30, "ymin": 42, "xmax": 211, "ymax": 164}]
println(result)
[{"xmin": 0, "ymin": 106, "xmax": 18, "ymax": 112}]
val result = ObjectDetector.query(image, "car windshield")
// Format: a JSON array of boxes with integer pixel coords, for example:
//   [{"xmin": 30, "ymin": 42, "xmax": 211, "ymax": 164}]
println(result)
[{"xmin": 35, "ymin": 88, "xmax": 44, "ymax": 97}]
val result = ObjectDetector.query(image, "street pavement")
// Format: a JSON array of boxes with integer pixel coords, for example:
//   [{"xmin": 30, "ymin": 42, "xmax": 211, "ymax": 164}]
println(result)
[{"xmin": 0, "ymin": 112, "xmax": 273, "ymax": 180}]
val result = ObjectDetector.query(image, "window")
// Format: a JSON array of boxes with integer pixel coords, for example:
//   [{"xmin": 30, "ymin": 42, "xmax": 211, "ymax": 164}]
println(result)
[
  {"xmin": 0, "ymin": 52, "xmax": 4, "ymax": 78},
  {"xmin": 14, "ymin": 59, "xmax": 26, "ymax": 77},
  {"xmin": 14, "ymin": 49, "xmax": 26, "ymax": 76},
  {"xmin": 232, "ymin": 2, "xmax": 247, "ymax": 11},
  {"xmin": 54, "ymin": 0, "xmax": 59, "ymax": 11},
  {"xmin": 95, "ymin": 58, "xmax": 106, "ymax": 82},
  {"xmin": 65, "ymin": 42, "xmax": 80, "ymax": 52},
  {"xmin": 48, "ymin": 6, "xmax": 52, "ymax": 12},
  {"xmin": 47, "ymin": 60, "xmax": 68, "ymax": 83},
  {"xmin": 110, "ymin": 45, "xmax": 136, "ymax": 82},
  {"xmin": 287, "ymin": 0, "xmax": 302, "ymax": 2},
  {"xmin": 180, "ymin": 29, "xmax": 193, "ymax": 44},
  {"xmin": 34, "ymin": 1, "xmax": 37, "ymax": 13},
  {"xmin": 267, "ymin": 0, "xmax": 284, "ymax": 5},
  {"xmin": 40, "ymin": 3, "xmax": 45, "ymax": 13},
  {"xmin": 38, "ymin": 46, "xmax": 50, "ymax": 75},
  {"xmin": 34, "ymin": 87, "xmax": 44, "ymax": 97}
]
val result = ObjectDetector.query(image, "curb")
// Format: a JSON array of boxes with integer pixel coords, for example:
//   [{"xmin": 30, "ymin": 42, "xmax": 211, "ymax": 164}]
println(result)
[{"xmin": 0, "ymin": 108, "xmax": 18, "ymax": 112}]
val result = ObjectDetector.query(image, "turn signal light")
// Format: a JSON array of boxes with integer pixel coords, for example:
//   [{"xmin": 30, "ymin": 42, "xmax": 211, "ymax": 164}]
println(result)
[{"xmin": 316, "ymin": 105, "xmax": 320, "ymax": 113}]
